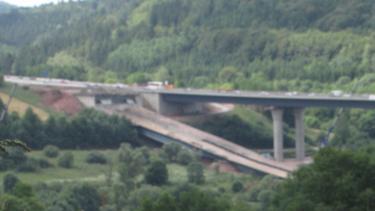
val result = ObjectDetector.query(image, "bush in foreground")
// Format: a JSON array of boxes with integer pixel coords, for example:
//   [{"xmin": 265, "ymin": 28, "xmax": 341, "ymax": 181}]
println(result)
[
  {"xmin": 162, "ymin": 143, "xmax": 181, "ymax": 162},
  {"xmin": 58, "ymin": 152, "xmax": 74, "ymax": 168},
  {"xmin": 86, "ymin": 151, "xmax": 107, "ymax": 164},
  {"xmin": 137, "ymin": 186, "xmax": 249, "ymax": 211},
  {"xmin": 145, "ymin": 160, "xmax": 168, "ymax": 186},
  {"xmin": 232, "ymin": 181, "xmax": 244, "ymax": 193},
  {"xmin": 176, "ymin": 149, "xmax": 195, "ymax": 165},
  {"xmin": 43, "ymin": 145, "xmax": 60, "ymax": 158},
  {"xmin": 272, "ymin": 148, "xmax": 375, "ymax": 211},
  {"xmin": 187, "ymin": 162, "xmax": 205, "ymax": 184},
  {"xmin": 37, "ymin": 158, "xmax": 53, "ymax": 168},
  {"xmin": 3, "ymin": 173, "xmax": 19, "ymax": 193},
  {"xmin": 15, "ymin": 158, "xmax": 40, "ymax": 172}
]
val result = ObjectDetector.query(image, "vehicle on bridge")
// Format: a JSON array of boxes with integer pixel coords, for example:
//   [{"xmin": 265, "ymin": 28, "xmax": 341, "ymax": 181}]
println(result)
[{"xmin": 146, "ymin": 81, "xmax": 174, "ymax": 90}]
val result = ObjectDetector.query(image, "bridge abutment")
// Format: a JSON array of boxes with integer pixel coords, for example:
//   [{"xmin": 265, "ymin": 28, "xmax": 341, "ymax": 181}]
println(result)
[{"xmin": 140, "ymin": 93, "xmax": 203, "ymax": 115}]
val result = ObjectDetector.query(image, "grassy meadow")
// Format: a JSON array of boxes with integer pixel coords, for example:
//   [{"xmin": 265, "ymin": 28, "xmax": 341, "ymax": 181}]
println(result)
[
  {"xmin": 0, "ymin": 149, "xmax": 255, "ymax": 191},
  {"xmin": 0, "ymin": 84, "xmax": 50, "ymax": 120}
]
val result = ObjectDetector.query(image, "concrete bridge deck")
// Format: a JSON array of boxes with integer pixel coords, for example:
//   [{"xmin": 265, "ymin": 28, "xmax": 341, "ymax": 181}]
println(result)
[{"xmin": 98, "ymin": 105, "xmax": 311, "ymax": 178}]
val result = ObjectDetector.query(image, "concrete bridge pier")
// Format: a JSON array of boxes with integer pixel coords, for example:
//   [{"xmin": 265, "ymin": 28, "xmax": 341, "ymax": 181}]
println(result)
[
  {"xmin": 294, "ymin": 108, "xmax": 305, "ymax": 161},
  {"xmin": 271, "ymin": 107, "xmax": 306, "ymax": 162},
  {"xmin": 271, "ymin": 108, "xmax": 284, "ymax": 161}
]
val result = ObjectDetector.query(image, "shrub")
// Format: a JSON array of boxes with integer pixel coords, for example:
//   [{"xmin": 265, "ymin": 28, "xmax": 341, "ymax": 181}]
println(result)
[
  {"xmin": 13, "ymin": 182, "xmax": 33, "ymax": 198},
  {"xmin": 127, "ymin": 185, "xmax": 162, "ymax": 210},
  {"xmin": 86, "ymin": 151, "xmax": 107, "ymax": 164},
  {"xmin": 0, "ymin": 147, "xmax": 31, "ymax": 172},
  {"xmin": 145, "ymin": 160, "xmax": 168, "ymax": 186},
  {"xmin": 15, "ymin": 158, "xmax": 39, "ymax": 172},
  {"xmin": 138, "ymin": 146, "xmax": 150, "ymax": 165},
  {"xmin": 43, "ymin": 145, "xmax": 60, "ymax": 158},
  {"xmin": 37, "ymin": 158, "xmax": 53, "ymax": 168},
  {"xmin": 0, "ymin": 193, "xmax": 44, "ymax": 211},
  {"xmin": 118, "ymin": 146, "xmax": 146, "ymax": 183},
  {"xmin": 62, "ymin": 184, "xmax": 101, "ymax": 211},
  {"xmin": 6, "ymin": 147, "xmax": 27, "ymax": 165},
  {"xmin": 232, "ymin": 181, "xmax": 244, "ymax": 193},
  {"xmin": 187, "ymin": 162, "xmax": 205, "ymax": 184},
  {"xmin": 3, "ymin": 173, "xmax": 19, "ymax": 193},
  {"xmin": 176, "ymin": 149, "xmax": 194, "ymax": 165},
  {"xmin": 0, "ymin": 157, "xmax": 12, "ymax": 171},
  {"xmin": 118, "ymin": 143, "xmax": 132, "ymax": 162},
  {"xmin": 162, "ymin": 142, "xmax": 181, "ymax": 162},
  {"xmin": 58, "ymin": 152, "xmax": 74, "ymax": 168}
]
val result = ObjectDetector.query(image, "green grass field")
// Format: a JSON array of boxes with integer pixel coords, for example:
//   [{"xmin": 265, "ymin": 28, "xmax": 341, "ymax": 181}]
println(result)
[
  {"xmin": 0, "ymin": 149, "xmax": 255, "ymax": 191},
  {"xmin": 0, "ymin": 92, "xmax": 49, "ymax": 120},
  {"xmin": 0, "ymin": 150, "xmax": 117, "ymax": 185},
  {"xmin": 0, "ymin": 84, "xmax": 42, "ymax": 107}
]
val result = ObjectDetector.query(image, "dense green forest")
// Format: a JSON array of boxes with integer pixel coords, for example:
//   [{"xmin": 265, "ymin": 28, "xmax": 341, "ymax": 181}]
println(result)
[{"xmin": 0, "ymin": 0, "xmax": 374, "ymax": 93}]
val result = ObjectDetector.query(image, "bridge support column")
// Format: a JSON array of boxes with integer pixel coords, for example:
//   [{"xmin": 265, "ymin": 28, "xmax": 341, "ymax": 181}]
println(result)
[
  {"xmin": 294, "ymin": 108, "xmax": 305, "ymax": 161},
  {"xmin": 271, "ymin": 108, "xmax": 284, "ymax": 161}
]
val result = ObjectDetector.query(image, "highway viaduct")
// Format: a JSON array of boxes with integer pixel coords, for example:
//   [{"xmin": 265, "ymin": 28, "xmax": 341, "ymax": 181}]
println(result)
[
  {"xmin": 139, "ymin": 89, "xmax": 375, "ymax": 162},
  {"xmin": 4, "ymin": 75, "xmax": 375, "ymax": 163}
]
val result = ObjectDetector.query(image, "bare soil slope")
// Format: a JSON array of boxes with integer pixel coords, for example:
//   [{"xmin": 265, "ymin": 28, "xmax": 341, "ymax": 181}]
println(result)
[{"xmin": 38, "ymin": 89, "xmax": 82, "ymax": 115}]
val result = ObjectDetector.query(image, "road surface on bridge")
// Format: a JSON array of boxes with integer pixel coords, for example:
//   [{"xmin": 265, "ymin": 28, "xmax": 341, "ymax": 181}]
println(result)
[
  {"xmin": 5, "ymin": 74, "xmax": 375, "ymax": 109},
  {"xmin": 154, "ymin": 89, "xmax": 375, "ymax": 109}
]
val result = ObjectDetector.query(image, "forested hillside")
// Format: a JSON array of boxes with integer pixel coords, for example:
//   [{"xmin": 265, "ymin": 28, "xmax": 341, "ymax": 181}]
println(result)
[{"xmin": 0, "ymin": 0, "xmax": 374, "ymax": 93}]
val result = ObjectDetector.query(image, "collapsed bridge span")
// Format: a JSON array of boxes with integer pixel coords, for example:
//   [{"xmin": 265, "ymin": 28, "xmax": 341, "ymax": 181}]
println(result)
[{"xmin": 98, "ymin": 106, "xmax": 310, "ymax": 178}]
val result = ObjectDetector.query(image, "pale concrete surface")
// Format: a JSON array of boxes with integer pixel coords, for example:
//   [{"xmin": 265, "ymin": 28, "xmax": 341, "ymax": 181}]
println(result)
[
  {"xmin": 271, "ymin": 109, "xmax": 284, "ymax": 161},
  {"xmin": 294, "ymin": 108, "xmax": 305, "ymax": 161},
  {"xmin": 98, "ymin": 105, "xmax": 311, "ymax": 178}
]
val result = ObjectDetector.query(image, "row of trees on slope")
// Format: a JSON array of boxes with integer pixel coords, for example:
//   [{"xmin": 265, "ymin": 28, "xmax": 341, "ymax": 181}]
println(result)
[
  {"xmin": 0, "ymin": 0, "xmax": 375, "ymax": 93},
  {"xmin": 0, "ymin": 104, "xmax": 138, "ymax": 149}
]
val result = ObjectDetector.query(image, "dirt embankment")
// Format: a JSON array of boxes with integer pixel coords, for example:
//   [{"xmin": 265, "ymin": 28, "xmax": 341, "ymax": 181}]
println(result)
[{"xmin": 37, "ymin": 89, "xmax": 82, "ymax": 115}]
